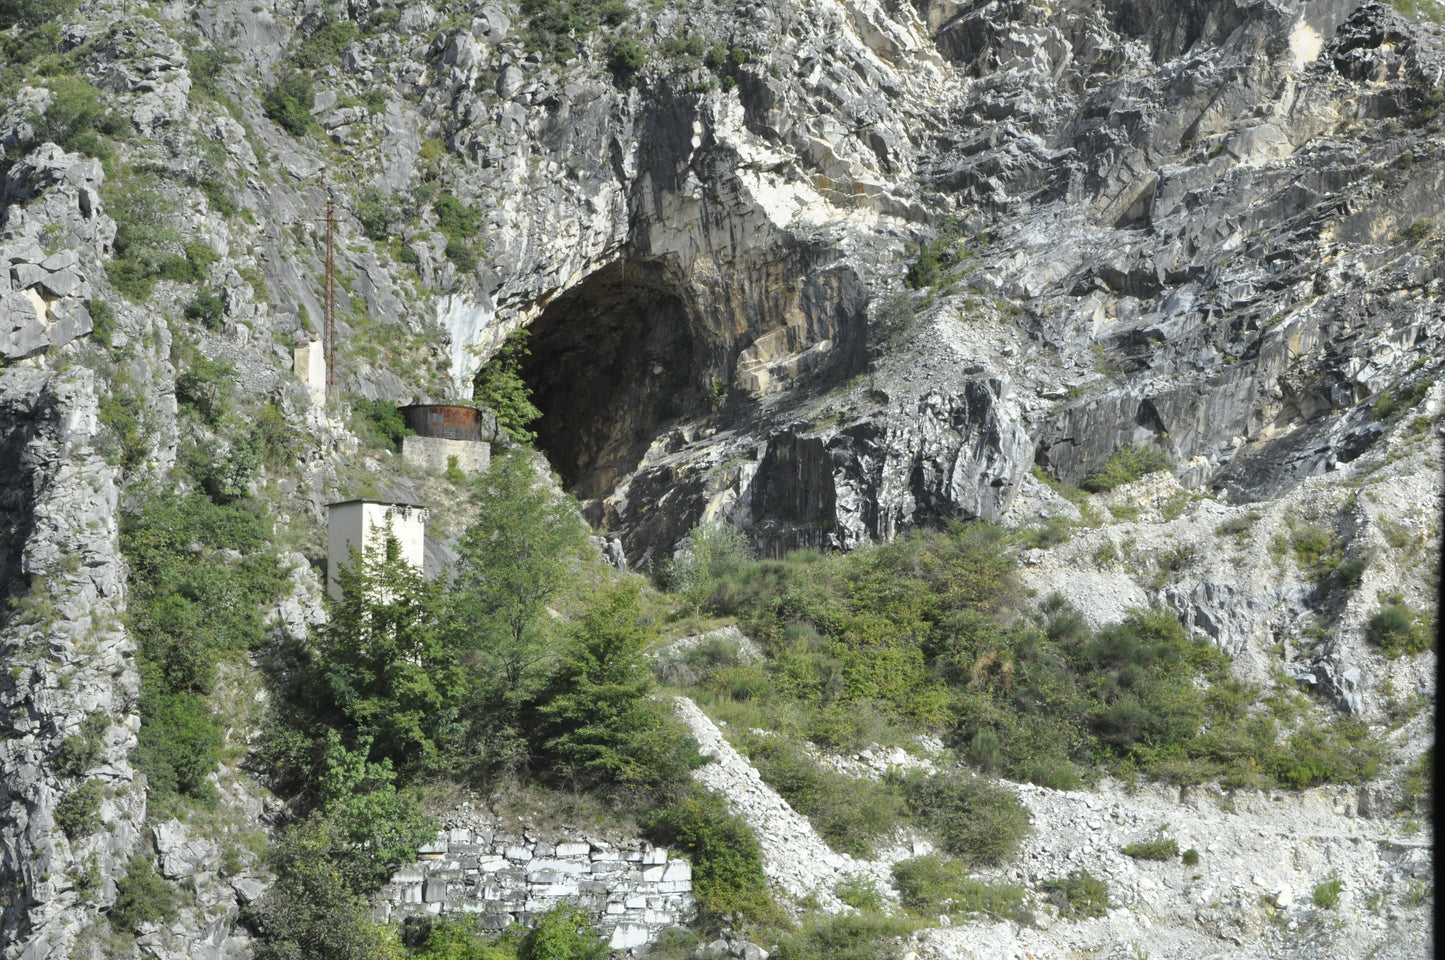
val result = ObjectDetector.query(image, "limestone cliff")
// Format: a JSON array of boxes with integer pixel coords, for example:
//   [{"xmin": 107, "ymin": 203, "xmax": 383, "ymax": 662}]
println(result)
[{"xmin": 0, "ymin": 0, "xmax": 1438, "ymax": 957}]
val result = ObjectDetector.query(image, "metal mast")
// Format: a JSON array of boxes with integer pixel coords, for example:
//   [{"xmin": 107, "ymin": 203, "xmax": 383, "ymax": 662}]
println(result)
[{"xmin": 324, "ymin": 198, "xmax": 336, "ymax": 399}]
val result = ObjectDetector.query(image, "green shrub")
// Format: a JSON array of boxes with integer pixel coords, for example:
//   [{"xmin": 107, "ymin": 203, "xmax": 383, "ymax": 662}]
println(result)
[
  {"xmin": 1367, "ymin": 603, "xmax": 1430, "ymax": 657},
  {"xmin": 771, "ymin": 912, "xmax": 919, "ymax": 960},
  {"xmin": 873, "ymin": 292, "xmax": 916, "ymax": 346},
  {"xmin": 185, "ymin": 289, "xmax": 225, "ymax": 330},
  {"xmin": 31, "ymin": 76, "xmax": 126, "ymax": 158},
  {"xmin": 892, "ymin": 855, "xmax": 1033, "ymax": 923},
  {"xmin": 472, "ymin": 331, "xmax": 542, "ymax": 443},
  {"xmin": 597, "ymin": 0, "xmax": 630, "ymax": 25},
  {"xmin": 349, "ymin": 396, "xmax": 411, "ymax": 449},
  {"xmin": 0, "ymin": 0, "xmax": 77, "ymax": 29},
  {"xmin": 122, "ymin": 490, "xmax": 285, "ymax": 809},
  {"xmin": 247, "ymin": 813, "xmax": 407, "ymax": 960},
  {"xmin": 1372, "ymin": 381, "xmax": 1430, "ymax": 421},
  {"xmin": 104, "ymin": 175, "xmax": 203, "ymax": 301},
  {"xmin": 646, "ymin": 788, "xmax": 780, "ymax": 925},
  {"xmin": 1078, "ymin": 444, "xmax": 1172, "ymax": 492},
  {"xmin": 134, "ymin": 692, "xmax": 222, "ymax": 802},
  {"xmin": 533, "ymin": 584, "xmax": 703, "ymax": 801},
  {"xmin": 292, "ymin": 15, "xmax": 358, "ymax": 69},
  {"xmin": 263, "ymin": 67, "xmax": 315, "ymax": 136},
  {"xmin": 659, "ymin": 521, "xmax": 752, "ymax": 617},
  {"xmin": 109, "ymin": 856, "xmax": 181, "ymax": 932},
  {"xmin": 902, "ymin": 770, "xmax": 1030, "ymax": 867},
  {"xmin": 444, "ymin": 237, "xmax": 477, "ymax": 273},
  {"xmin": 1267, "ymin": 718, "xmax": 1382, "ymax": 790},
  {"xmin": 607, "ymin": 37, "xmax": 646, "ymax": 83},
  {"xmin": 1312, "ymin": 870, "xmax": 1343, "ymax": 909},
  {"xmin": 187, "ymin": 44, "xmax": 234, "ymax": 103},
  {"xmin": 98, "ymin": 376, "xmax": 146, "ymax": 468},
  {"xmin": 835, "ymin": 873, "xmax": 885, "ymax": 912},
  {"xmin": 54, "ymin": 712, "xmax": 108, "ymax": 777},
  {"xmin": 1181, "ymin": 848, "xmax": 1200, "ymax": 866},
  {"xmin": 355, "ymin": 187, "xmax": 399, "ymax": 242},
  {"xmin": 175, "ymin": 352, "xmax": 235, "ymax": 428},
  {"xmin": 904, "ymin": 218, "xmax": 969, "ymax": 290},
  {"xmin": 1043, "ymin": 869, "xmax": 1110, "ymax": 919},
  {"xmin": 88, "ymin": 299, "xmax": 114, "ymax": 346},
  {"xmin": 1396, "ymin": 747, "xmax": 1432, "ymax": 816},
  {"xmin": 520, "ymin": 905, "xmax": 608, "ymax": 960},
  {"xmin": 1122, "ymin": 834, "xmax": 1178, "ymax": 860},
  {"xmin": 54, "ymin": 779, "xmax": 103, "ymax": 839}
]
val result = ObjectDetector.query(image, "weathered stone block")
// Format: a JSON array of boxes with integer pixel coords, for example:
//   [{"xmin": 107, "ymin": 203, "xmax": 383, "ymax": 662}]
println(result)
[
  {"xmin": 609, "ymin": 923, "xmax": 651, "ymax": 950},
  {"xmin": 556, "ymin": 842, "xmax": 590, "ymax": 858},
  {"xmin": 423, "ymin": 878, "xmax": 448, "ymax": 902}
]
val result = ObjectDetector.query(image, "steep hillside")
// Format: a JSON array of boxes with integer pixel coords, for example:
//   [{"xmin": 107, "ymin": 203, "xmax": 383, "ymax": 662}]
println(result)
[{"xmin": 0, "ymin": 0, "xmax": 1438, "ymax": 958}]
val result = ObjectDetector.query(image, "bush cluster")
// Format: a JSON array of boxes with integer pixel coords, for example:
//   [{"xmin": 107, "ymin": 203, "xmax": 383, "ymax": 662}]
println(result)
[
  {"xmin": 522, "ymin": 0, "xmax": 630, "ymax": 58},
  {"xmin": 104, "ymin": 176, "xmax": 220, "ymax": 301},
  {"xmin": 892, "ymin": 855, "xmax": 1033, "ymax": 924},
  {"xmin": 645, "ymin": 788, "xmax": 779, "ymax": 926},
  {"xmin": 122, "ymin": 490, "xmax": 287, "ymax": 812},
  {"xmin": 1122, "ymin": 834, "xmax": 1178, "ymax": 861},
  {"xmin": 472, "ymin": 331, "xmax": 543, "ymax": 444},
  {"xmin": 1078, "ymin": 443, "xmax": 1172, "ymax": 492},
  {"xmin": 1367, "ymin": 602, "xmax": 1431, "ymax": 657},
  {"xmin": 263, "ymin": 68, "xmax": 314, "ymax": 137},
  {"xmin": 109, "ymin": 856, "xmax": 181, "ymax": 933},
  {"xmin": 663, "ymin": 521, "xmax": 1385, "ymax": 793},
  {"xmin": 348, "ymin": 396, "xmax": 413, "ymax": 450},
  {"xmin": 1043, "ymin": 869, "xmax": 1110, "ymax": 918},
  {"xmin": 901, "ymin": 770, "xmax": 1030, "ymax": 866},
  {"xmin": 54, "ymin": 779, "xmax": 103, "ymax": 839}
]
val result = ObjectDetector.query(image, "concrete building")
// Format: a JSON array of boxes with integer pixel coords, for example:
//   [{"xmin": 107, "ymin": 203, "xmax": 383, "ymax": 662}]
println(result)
[
  {"xmin": 325, "ymin": 499, "xmax": 428, "ymax": 600},
  {"xmin": 294, "ymin": 339, "xmax": 327, "ymax": 407}
]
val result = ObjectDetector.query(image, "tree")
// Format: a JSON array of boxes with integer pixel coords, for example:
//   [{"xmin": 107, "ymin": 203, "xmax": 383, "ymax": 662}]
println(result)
[
  {"xmin": 472, "ymin": 330, "xmax": 542, "ymax": 443},
  {"xmin": 660, "ymin": 521, "xmax": 750, "ymax": 616},
  {"xmin": 320, "ymin": 526, "xmax": 463, "ymax": 765},
  {"xmin": 533, "ymin": 583, "xmax": 701, "ymax": 800},
  {"xmin": 446, "ymin": 453, "xmax": 587, "ymax": 773}
]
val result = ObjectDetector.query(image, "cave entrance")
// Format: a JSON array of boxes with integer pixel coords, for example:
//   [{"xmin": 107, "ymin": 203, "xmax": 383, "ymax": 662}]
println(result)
[{"xmin": 519, "ymin": 257, "xmax": 706, "ymax": 502}]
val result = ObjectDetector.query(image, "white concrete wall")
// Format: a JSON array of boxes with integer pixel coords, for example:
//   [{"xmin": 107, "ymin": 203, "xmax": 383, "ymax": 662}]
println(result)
[
  {"xmin": 400, "ymin": 435, "xmax": 490, "ymax": 477},
  {"xmin": 326, "ymin": 501, "xmax": 428, "ymax": 600}
]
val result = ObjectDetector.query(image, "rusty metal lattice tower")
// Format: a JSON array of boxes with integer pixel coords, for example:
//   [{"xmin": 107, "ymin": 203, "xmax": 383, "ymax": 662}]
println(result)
[{"xmin": 324, "ymin": 199, "xmax": 336, "ymax": 399}]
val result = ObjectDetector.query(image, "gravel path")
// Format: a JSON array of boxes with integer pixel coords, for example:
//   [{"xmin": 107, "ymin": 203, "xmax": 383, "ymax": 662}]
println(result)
[{"xmin": 673, "ymin": 696, "xmax": 906, "ymax": 909}]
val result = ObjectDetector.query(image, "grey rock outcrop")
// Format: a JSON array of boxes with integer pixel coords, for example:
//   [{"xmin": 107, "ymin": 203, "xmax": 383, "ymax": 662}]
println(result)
[{"xmin": 0, "ymin": 369, "xmax": 144, "ymax": 960}]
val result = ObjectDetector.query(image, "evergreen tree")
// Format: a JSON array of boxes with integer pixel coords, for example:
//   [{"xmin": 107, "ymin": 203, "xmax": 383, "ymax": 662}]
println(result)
[
  {"xmin": 320, "ymin": 526, "xmax": 463, "ymax": 765},
  {"xmin": 472, "ymin": 330, "xmax": 543, "ymax": 443}
]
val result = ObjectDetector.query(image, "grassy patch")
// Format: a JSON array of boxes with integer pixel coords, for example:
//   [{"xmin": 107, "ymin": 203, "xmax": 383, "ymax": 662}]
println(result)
[
  {"xmin": 1122, "ymin": 833, "xmax": 1178, "ymax": 861},
  {"xmin": 892, "ymin": 855, "xmax": 1034, "ymax": 924},
  {"xmin": 1043, "ymin": 869, "xmax": 1111, "ymax": 918}
]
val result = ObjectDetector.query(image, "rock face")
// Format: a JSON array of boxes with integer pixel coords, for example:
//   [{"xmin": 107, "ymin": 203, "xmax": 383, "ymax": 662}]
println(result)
[
  {"xmin": 0, "ymin": 0, "xmax": 1439, "ymax": 957},
  {"xmin": 0, "ymin": 369, "xmax": 144, "ymax": 959},
  {"xmin": 0, "ymin": 146, "xmax": 108, "ymax": 361},
  {"xmin": 418, "ymin": 0, "xmax": 1443, "ymax": 569}
]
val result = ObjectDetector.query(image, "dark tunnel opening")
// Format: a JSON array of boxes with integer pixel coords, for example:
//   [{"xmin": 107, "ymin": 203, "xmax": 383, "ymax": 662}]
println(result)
[{"xmin": 518, "ymin": 258, "xmax": 708, "ymax": 502}]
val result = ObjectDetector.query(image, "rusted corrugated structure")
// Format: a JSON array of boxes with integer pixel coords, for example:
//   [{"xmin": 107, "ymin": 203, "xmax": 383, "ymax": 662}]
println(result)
[{"xmin": 397, "ymin": 404, "xmax": 487, "ymax": 442}]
